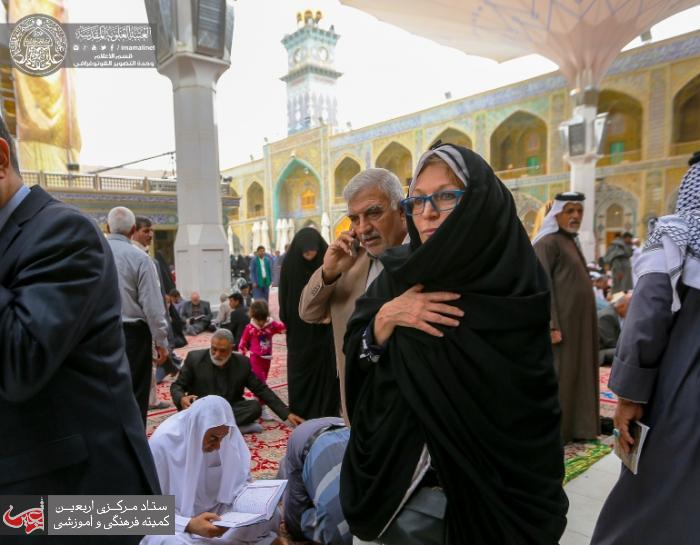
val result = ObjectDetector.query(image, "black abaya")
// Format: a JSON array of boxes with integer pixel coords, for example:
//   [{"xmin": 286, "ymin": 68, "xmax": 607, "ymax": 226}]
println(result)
[
  {"xmin": 340, "ymin": 145, "xmax": 568, "ymax": 545},
  {"xmin": 279, "ymin": 228, "xmax": 340, "ymax": 419}
]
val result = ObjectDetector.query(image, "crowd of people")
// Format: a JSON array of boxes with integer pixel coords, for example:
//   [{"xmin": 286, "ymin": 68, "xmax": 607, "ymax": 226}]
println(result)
[{"xmin": 2, "ymin": 104, "xmax": 699, "ymax": 545}]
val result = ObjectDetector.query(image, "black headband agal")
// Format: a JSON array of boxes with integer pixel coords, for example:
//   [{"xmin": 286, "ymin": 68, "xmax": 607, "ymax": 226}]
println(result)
[{"xmin": 554, "ymin": 191, "xmax": 585, "ymax": 202}]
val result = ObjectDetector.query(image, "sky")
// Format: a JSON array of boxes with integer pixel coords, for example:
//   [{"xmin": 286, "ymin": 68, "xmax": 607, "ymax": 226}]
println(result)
[{"xmin": 28, "ymin": 1, "xmax": 700, "ymax": 173}]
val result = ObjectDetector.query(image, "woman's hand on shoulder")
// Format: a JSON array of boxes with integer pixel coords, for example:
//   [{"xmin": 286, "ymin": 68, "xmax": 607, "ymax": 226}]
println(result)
[{"xmin": 373, "ymin": 284, "xmax": 463, "ymax": 345}]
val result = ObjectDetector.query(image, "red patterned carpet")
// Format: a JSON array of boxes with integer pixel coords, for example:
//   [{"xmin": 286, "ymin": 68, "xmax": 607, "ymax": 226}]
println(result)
[
  {"xmin": 147, "ymin": 290, "xmax": 293, "ymax": 478},
  {"xmin": 147, "ymin": 291, "xmax": 617, "ymax": 480}
]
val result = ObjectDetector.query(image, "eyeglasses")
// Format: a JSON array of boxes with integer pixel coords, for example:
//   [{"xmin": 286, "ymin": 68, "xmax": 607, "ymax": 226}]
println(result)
[{"xmin": 400, "ymin": 190, "xmax": 465, "ymax": 216}]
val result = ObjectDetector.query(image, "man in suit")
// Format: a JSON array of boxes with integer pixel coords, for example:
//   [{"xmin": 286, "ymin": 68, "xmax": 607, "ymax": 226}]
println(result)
[
  {"xmin": 223, "ymin": 292, "xmax": 249, "ymax": 347},
  {"xmin": 299, "ymin": 168, "xmax": 408, "ymax": 420},
  {"xmin": 180, "ymin": 291, "xmax": 213, "ymax": 335},
  {"xmin": 249, "ymin": 245, "xmax": 273, "ymax": 301},
  {"xmin": 598, "ymin": 291, "xmax": 632, "ymax": 365},
  {"xmin": 0, "ymin": 119, "xmax": 160, "ymax": 540},
  {"xmin": 171, "ymin": 329, "xmax": 303, "ymax": 431}
]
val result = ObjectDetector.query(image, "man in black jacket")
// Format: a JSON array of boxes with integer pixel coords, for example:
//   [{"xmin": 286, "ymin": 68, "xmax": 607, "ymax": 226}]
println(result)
[
  {"xmin": 171, "ymin": 329, "xmax": 303, "ymax": 430},
  {"xmin": 222, "ymin": 292, "xmax": 249, "ymax": 346},
  {"xmin": 0, "ymin": 119, "xmax": 160, "ymax": 542}
]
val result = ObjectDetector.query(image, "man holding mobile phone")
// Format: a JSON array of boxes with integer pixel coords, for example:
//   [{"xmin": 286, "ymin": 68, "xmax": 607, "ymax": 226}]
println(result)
[{"xmin": 300, "ymin": 168, "xmax": 406, "ymax": 420}]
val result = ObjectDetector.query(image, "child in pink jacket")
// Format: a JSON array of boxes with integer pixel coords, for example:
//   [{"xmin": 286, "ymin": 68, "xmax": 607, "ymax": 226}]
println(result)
[{"xmin": 238, "ymin": 300, "xmax": 286, "ymax": 383}]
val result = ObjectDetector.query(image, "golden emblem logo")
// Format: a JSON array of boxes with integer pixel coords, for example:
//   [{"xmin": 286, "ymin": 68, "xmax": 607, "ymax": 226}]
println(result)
[{"xmin": 9, "ymin": 14, "xmax": 67, "ymax": 76}]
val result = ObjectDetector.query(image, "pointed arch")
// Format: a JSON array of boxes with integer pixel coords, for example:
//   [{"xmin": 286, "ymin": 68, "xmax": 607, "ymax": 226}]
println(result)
[
  {"xmin": 246, "ymin": 182, "xmax": 264, "ymax": 218},
  {"xmin": 598, "ymin": 90, "xmax": 643, "ymax": 166},
  {"xmin": 334, "ymin": 156, "xmax": 361, "ymax": 202},
  {"xmin": 490, "ymin": 111, "xmax": 547, "ymax": 179},
  {"xmin": 274, "ymin": 157, "xmax": 322, "ymax": 224},
  {"xmin": 672, "ymin": 73, "xmax": 700, "ymax": 155},
  {"xmin": 375, "ymin": 142, "xmax": 413, "ymax": 188},
  {"xmin": 430, "ymin": 127, "xmax": 472, "ymax": 149}
]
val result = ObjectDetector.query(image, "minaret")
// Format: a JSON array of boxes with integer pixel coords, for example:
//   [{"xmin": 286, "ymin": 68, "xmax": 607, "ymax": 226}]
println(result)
[{"xmin": 281, "ymin": 10, "xmax": 341, "ymax": 135}]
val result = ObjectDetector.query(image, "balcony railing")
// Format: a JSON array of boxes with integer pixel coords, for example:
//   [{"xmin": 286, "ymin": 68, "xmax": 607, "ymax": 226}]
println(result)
[
  {"xmin": 495, "ymin": 163, "xmax": 545, "ymax": 180},
  {"xmin": 597, "ymin": 148, "xmax": 642, "ymax": 167},
  {"xmin": 21, "ymin": 171, "xmax": 235, "ymax": 197},
  {"xmin": 670, "ymin": 140, "xmax": 700, "ymax": 157}
]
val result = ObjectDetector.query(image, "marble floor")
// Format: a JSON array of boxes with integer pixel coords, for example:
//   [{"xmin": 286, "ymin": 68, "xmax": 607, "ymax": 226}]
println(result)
[{"xmin": 561, "ymin": 452, "xmax": 621, "ymax": 545}]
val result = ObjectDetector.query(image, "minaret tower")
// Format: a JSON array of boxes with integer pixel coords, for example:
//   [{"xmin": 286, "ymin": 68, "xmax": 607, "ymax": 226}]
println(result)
[{"xmin": 281, "ymin": 10, "xmax": 341, "ymax": 135}]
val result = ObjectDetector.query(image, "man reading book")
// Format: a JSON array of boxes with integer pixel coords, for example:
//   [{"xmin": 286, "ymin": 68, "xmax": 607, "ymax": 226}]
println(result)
[{"xmin": 141, "ymin": 395, "xmax": 287, "ymax": 545}]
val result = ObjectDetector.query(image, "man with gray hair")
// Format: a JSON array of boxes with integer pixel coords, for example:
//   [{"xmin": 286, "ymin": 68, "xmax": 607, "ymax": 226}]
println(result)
[
  {"xmin": 299, "ymin": 168, "xmax": 408, "ymax": 420},
  {"xmin": 171, "ymin": 329, "xmax": 303, "ymax": 433},
  {"xmin": 107, "ymin": 206, "xmax": 169, "ymax": 425}
]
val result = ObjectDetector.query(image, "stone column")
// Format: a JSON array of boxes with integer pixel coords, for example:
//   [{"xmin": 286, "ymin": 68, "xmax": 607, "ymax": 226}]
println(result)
[
  {"xmin": 568, "ymin": 102, "xmax": 599, "ymax": 261},
  {"xmin": 158, "ymin": 54, "xmax": 231, "ymax": 303}
]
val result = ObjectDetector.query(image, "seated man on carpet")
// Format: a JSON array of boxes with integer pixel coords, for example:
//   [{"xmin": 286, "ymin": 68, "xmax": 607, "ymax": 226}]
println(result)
[
  {"xmin": 142, "ymin": 395, "xmax": 286, "ymax": 545},
  {"xmin": 171, "ymin": 329, "xmax": 303, "ymax": 433},
  {"xmin": 223, "ymin": 292, "xmax": 249, "ymax": 347},
  {"xmin": 180, "ymin": 291, "xmax": 213, "ymax": 335},
  {"xmin": 279, "ymin": 417, "xmax": 351, "ymax": 545},
  {"xmin": 598, "ymin": 291, "xmax": 632, "ymax": 365}
]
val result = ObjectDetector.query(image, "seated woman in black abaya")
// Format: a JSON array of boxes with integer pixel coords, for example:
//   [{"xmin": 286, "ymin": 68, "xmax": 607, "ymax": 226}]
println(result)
[{"xmin": 340, "ymin": 143, "xmax": 568, "ymax": 545}]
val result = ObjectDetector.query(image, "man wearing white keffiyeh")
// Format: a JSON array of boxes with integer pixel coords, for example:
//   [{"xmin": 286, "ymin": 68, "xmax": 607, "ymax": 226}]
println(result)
[
  {"xmin": 592, "ymin": 159, "xmax": 700, "ymax": 545},
  {"xmin": 634, "ymin": 161, "xmax": 700, "ymax": 310}
]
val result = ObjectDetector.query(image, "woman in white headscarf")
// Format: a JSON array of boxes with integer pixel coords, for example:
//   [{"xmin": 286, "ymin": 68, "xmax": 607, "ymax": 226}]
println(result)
[
  {"xmin": 591, "ymin": 158, "xmax": 700, "ymax": 545},
  {"xmin": 141, "ymin": 395, "xmax": 283, "ymax": 545}
]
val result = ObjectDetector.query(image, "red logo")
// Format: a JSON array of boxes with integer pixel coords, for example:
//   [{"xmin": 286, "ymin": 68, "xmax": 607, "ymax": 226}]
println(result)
[{"xmin": 2, "ymin": 498, "xmax": 45, "ymax": 535}]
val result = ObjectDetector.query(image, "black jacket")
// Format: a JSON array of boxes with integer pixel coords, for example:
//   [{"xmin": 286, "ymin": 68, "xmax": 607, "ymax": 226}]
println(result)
[
  {"xmin": 0, "ymin": 186, "xmax": 160, "ymax": 498},
  {"xmin": 171, "ymin": 349, "xmax": 290, "ymax": 420},
  {"xmin": 224, "ymin": 306, "xmax": 249, "ymax": 347},
  {"xmin": 598, "ymin": 305, "xmax": 622, "ymax": 350}
]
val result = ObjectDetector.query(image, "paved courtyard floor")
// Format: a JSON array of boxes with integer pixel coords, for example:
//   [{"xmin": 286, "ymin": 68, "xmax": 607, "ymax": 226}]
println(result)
[{"xmin": 562, "ymin": 452, "xmax": 619, "ymax": 545}]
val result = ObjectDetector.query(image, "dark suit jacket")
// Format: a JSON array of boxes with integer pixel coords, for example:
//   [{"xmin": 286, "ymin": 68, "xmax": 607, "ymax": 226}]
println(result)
[
  {"xmin": 224, "ymin": 306, "xmax": 249, "ymax": 347},
  {"xmin": 0, "ymin": 186, "xmax": 160, "ymax": 495},
  {"xmin": 598, "ymin": 305, "xmax": 622, "ymax": 350},
  {"xmin": 171, "ymin": 349, "xmax": 290, "ymax": 420},
  {"xmin": 180, "ymin": 300, "xmax": 213, "ymax": 321}
]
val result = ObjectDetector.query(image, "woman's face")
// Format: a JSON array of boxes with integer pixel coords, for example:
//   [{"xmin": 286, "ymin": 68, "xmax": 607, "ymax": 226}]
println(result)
[
  {"xmin": 302, "ymin": 249, "xmax": 318, "ymax": 261},
  {"xmin": 411, "ymin": 163, "xmax": 463, "ymax": 243}
]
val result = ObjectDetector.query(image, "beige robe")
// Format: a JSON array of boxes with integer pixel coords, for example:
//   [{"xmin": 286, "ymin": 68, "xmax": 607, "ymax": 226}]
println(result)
[
  {"xmin": 534, "ymin": 231, "xmax": 599, "ymax": 442},
  {"xmin": 298, "ymin": 251, "xmax": 371, "ymax": 423}
]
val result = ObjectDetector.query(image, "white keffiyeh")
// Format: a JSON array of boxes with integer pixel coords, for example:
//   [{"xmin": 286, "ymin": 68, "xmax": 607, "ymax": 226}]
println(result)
[
  {"xmin": 636, "ymin": 163, "xmax": 700, "ymax": 311},
  {"xmin": 532, "ymin": 193, "xmax": 585, "ymax": 245}
]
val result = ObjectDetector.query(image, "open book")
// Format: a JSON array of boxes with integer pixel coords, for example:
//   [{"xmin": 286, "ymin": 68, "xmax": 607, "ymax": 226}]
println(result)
[
  {"xmin": 213, "ymin": 480, "xmax": 288, "ymax": 529},
  {"xmin": 614, "ymin": 421, "xmax": 650, "ymax": 475}
]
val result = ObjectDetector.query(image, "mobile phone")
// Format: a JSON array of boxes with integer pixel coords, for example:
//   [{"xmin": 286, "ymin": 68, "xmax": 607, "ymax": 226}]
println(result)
[{"xmin": 351, "ymin": 237, "xmax": 360, "ymax": 256}]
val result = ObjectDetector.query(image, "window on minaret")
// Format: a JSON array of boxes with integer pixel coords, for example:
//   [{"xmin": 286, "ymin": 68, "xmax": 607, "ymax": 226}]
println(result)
[{"xmin": 301, "ymin": 189, "xmax": 316, "ymax": 210}]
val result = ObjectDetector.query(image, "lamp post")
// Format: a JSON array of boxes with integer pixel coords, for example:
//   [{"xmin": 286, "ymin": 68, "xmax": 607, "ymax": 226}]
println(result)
[
  {"xmin": 145, "ymin": 0, "xmax": 234, "ymax": 303},
  {"xmin": 559, "ymin": 85, "xmax": 608, "ymax": 261}
]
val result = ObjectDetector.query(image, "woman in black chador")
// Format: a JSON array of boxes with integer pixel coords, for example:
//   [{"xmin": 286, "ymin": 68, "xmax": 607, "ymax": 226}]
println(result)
[
  {"xmin": 279, "ymin": 227, "xmax": 339, "ymax": 419},
  {"xmin": 341, "ymin": 143, "xmax": 568, "ymax": 545}
]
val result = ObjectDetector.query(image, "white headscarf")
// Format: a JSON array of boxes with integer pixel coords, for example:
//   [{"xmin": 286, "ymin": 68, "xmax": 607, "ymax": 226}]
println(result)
[
  {"xmin": 148, "ymin": 395, "xmax": 251, "ymax": 517},
  {"xmin": 531, "ymin": 192, "xmax": 586, "ymax": 245},
  {"xmin": 635, "ymin": 162, "xmax": 700, "ymax": 311}
]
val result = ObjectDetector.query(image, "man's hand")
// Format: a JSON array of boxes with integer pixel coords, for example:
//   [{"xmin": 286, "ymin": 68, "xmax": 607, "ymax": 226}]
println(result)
[
  {"xmin": 550, "ymin": 329, "xmax": 562, "ymax": 344},
  {"xmin": 614, "ymin": 398, "xmax": 644, "ymax": 454},
  {"xmin": 185, "ymin": 512, "xmax": 227, "ymax": 538},
  {"xmin": 153, "ymin": 345, "xmax": 168, "ymax": 366},
  {"xmin": 286, "ymin": 413, "xmax": 304, "ymax": 427},
  {"xmin": 322, "ymin": 230, "xmax": 359, "ymax": 283},
  {"xmin": 181, "ymin": 395, "xmax": 198, "ymax": 409},
  {"xmin": 373, "ymin": 284, "xmax": 463, "ymax": 345}
]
